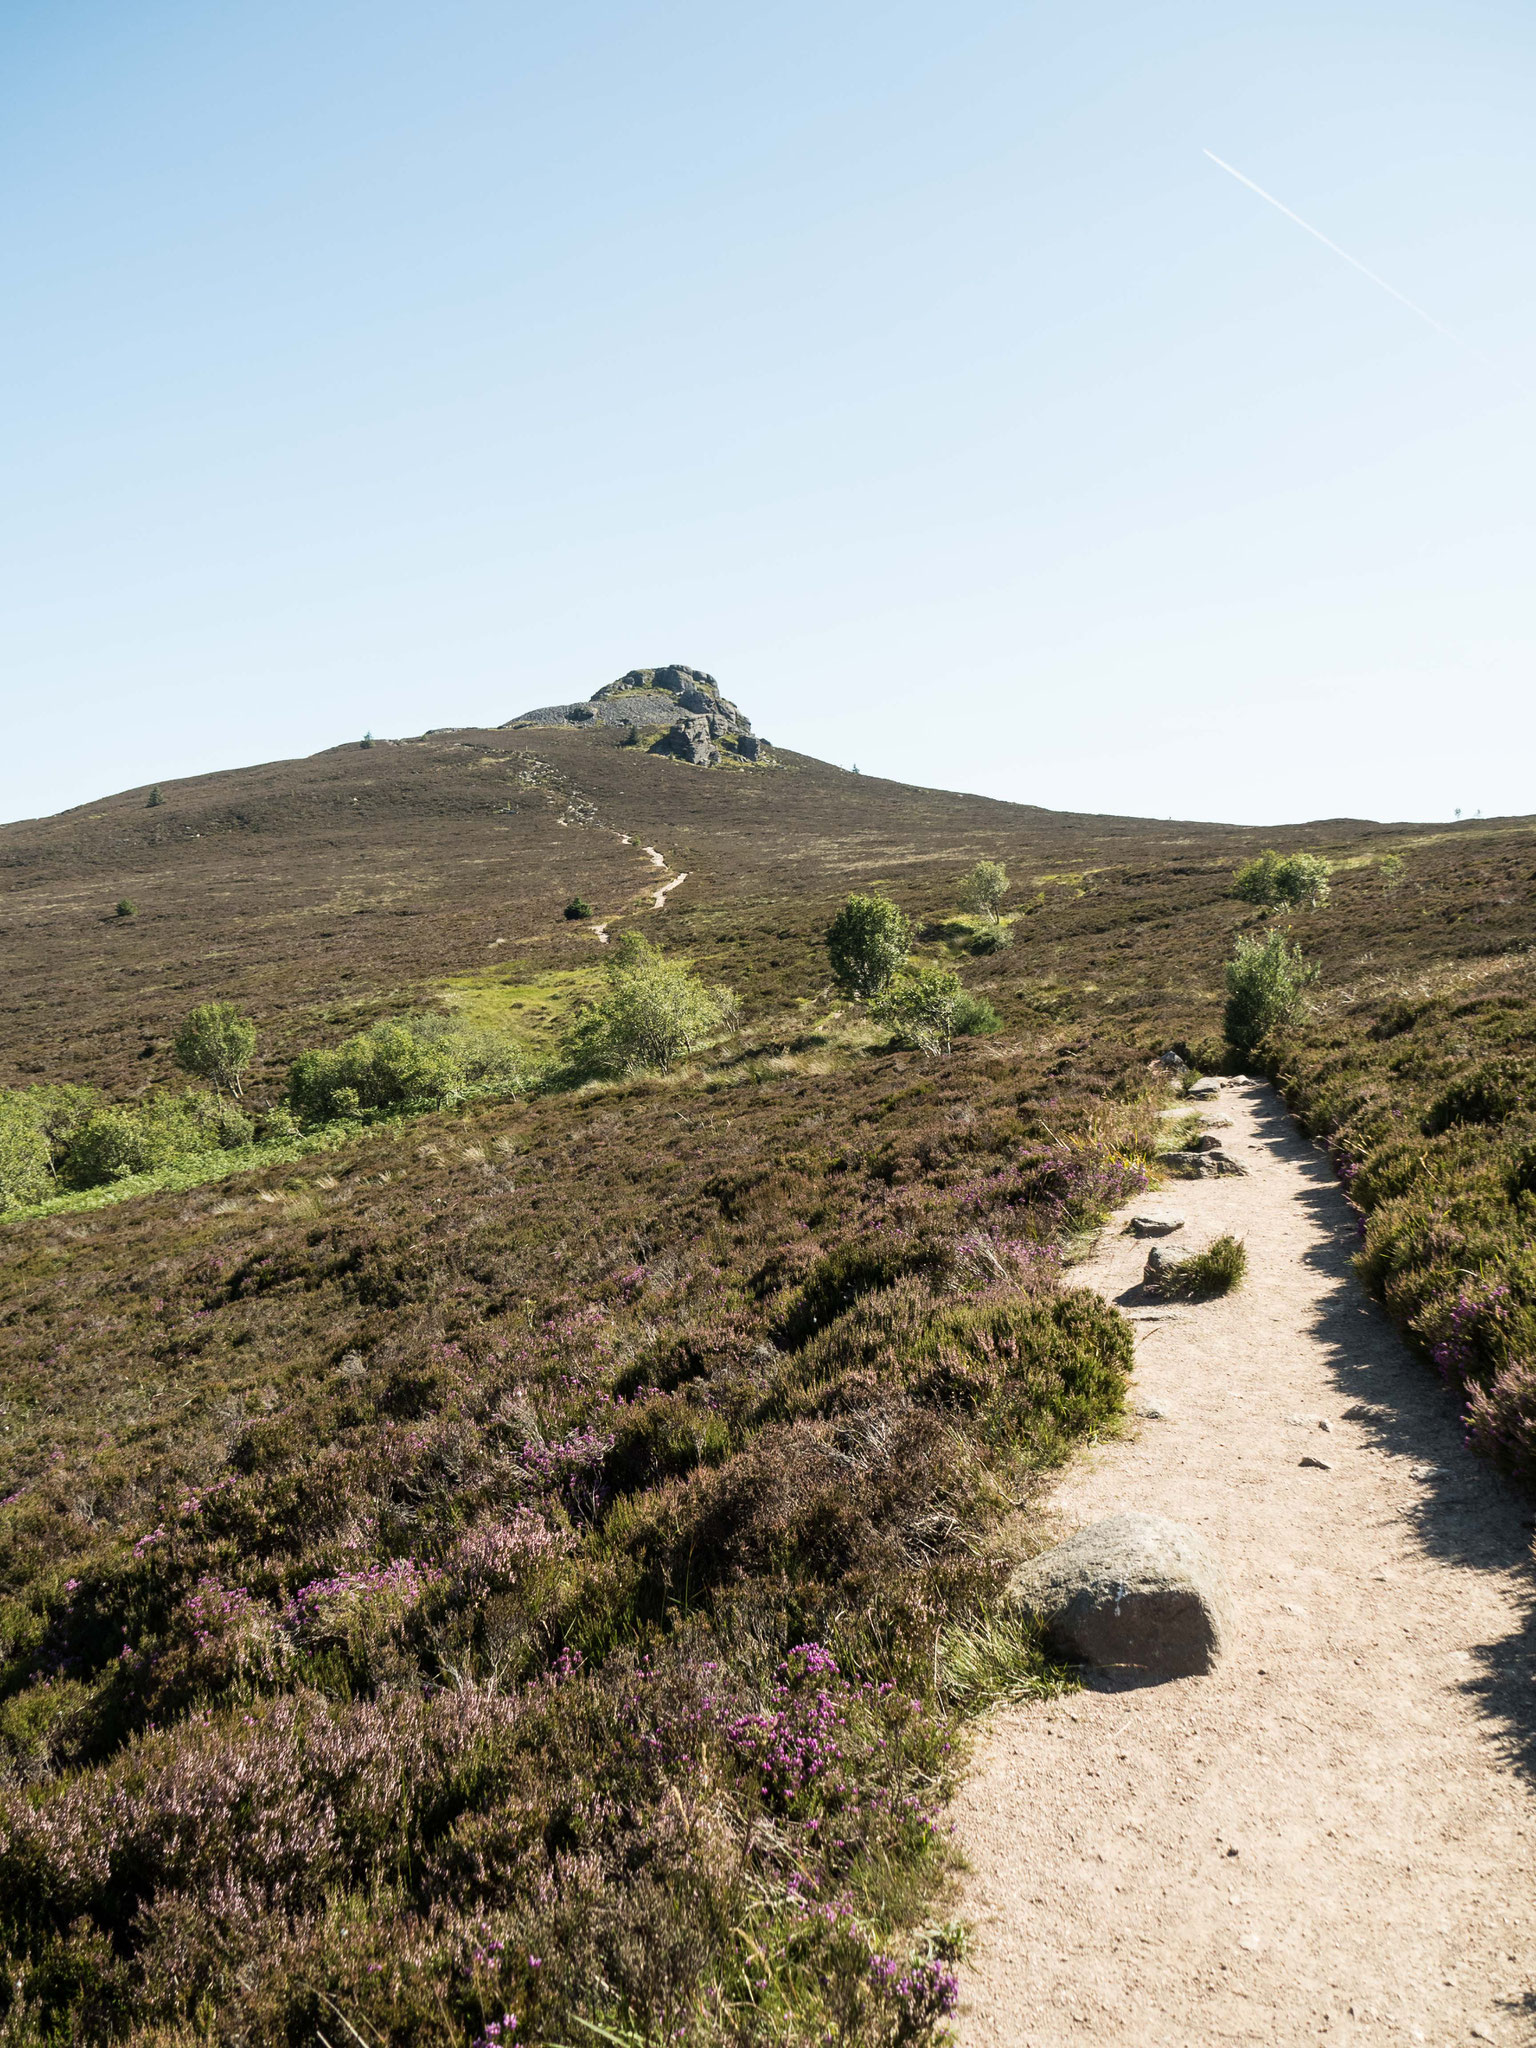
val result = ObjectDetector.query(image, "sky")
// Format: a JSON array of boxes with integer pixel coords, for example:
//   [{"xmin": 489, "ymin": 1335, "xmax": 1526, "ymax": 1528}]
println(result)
[{"xmin": 2, "ymin": 0, "xmax": 1533, "ymax": 828}]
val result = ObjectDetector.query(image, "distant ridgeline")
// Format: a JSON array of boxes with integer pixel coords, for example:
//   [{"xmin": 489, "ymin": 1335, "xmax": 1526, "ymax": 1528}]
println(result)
[{"xmin": 506, "ymin": 664, "xmax": 769, "ymax": 767}]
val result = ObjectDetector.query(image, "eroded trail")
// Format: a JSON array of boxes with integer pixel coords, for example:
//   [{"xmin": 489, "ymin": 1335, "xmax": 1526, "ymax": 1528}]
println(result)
[{"xmin": 955, "ymin": 1080, "xmax": 1536, "ymax": 2048}]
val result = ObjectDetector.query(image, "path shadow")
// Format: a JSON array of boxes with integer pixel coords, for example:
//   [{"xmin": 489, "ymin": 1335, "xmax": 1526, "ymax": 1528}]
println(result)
[{"xmin": 1242, "ymin": 1081, "xmax": 1536, "ymax": 1782}]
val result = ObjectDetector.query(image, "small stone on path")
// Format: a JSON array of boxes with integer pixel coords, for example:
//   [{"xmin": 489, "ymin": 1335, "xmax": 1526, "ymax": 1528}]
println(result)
[
  {"xmin": 1128, "ymin": 1213, "xmax": 1185, "ymax": 1237},
  {"xmin": 1299, "ymin": 1456, "xmax": 1334, "ymax": 1470}
]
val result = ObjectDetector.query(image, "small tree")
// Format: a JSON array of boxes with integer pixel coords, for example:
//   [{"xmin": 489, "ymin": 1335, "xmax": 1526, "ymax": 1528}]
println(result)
[
  {"xmin": 115, "ymin": 899, "xmax": 136, "ymax": 919},
  {"xmin": 1223, "ymin": 931, "xmax": 1317, "ymax": 1058},
  {"xmin": 146, "ymin": 785, "xmax": 164, "ymax": 808},
  {"xmin": 1378, "ymin": 852, "xmax": 1405, "ymax": 894},
  {"xmin": 1233, "ymin": 849, "xmax": 1332, "ymax": 909},
  {"xmin": 873, "ymin": 966, "xmax": 962, "ymax": 1055},
  {"xmin": 564, "ymin": 896, "xmax": 593, "ymax": 921},
  {"xmin": 563, "ymin": 933, "xmax": 736, "ymax": 1077},
  {"xmin": 959, "ymin": 859, "xmax": 1009, "ymax": 925},
  {"xmin": 825, "ymin": 894, "xmax": 911, "ymax": 999},
  {"xmin": 172, "ymin": 1002, "xmax": 257, "ymax": 1099}
]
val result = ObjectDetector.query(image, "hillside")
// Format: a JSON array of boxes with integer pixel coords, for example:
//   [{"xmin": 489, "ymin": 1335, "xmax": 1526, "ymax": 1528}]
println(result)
[
  {"xmin": 1, "ymin": 691, "xmax": 1534, "ymax": 2047},
  {"xmin": 0, "ymin": 707, "xmax": 1435, "ymax": 1101}
]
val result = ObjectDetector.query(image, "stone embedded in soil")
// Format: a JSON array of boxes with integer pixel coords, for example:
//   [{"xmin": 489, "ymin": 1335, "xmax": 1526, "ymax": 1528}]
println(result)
[
  {"xmin": 1190, "ymin": 1133, "xmax": 1226, "ymax": 1153},
  {"xmin": 1006, "ymin": 1512, "xmax": 1232, "ymax": 1677},
  {"xmin": 1300, "ymin": 1456, "xmax": 1334, "ymax": 1470},
  {"xmin": 1161, "ymin": 1148, "xmax": 1249, "ymax": 1178},
  {"xmin": 1129, "ymin": 1214, "xmax": 1186, "ymax": 1237},
  {"xmin": 1187, "ymin": 1077, "xmax": 1221, "ymax": 1099},
  {"xmin": 1143, "ymin": 1244, "xmax": 1180, "ymax": 1283},
  {"xmin": 1162, "ymin": 1150, "xmax": 1217, "ymax": 1176}
]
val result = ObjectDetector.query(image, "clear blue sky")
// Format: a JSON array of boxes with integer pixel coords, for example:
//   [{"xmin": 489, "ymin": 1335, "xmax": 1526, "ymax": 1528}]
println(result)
[{"xmin": 3, "ymin": 1, "xmax": 1532, "ymax": 826}]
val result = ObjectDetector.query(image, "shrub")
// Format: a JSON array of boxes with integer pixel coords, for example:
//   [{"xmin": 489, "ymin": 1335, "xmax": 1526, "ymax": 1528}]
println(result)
[
  {"xmin": 872, "ymin": 967, "xmax": 962, "ymax": 1055},
  {"xmin": 970, "ymin": 923, "xmax": 1012, "ymax": 956},
  {"xmin": 62, "ymin": 1092, "xmax": 253, "ymax": 1189},
  {"xmin": 172, "ymin": 1002, "xmax": 257, "ymax": 1099},
  {"xmin": 562, "ymin": 934, "xmax": 736, "ymax": 1078},
  {"xmin": 1423, "ymin": 1060, "xmax": 1535, "ymax": 1136},
  {"xmin": 287, "ymin": 1017, "xmax": 524, "ymax": 1125},
  {"xmin": 0, "ymin": 1086, "xmax": 98, "ymax": 1210},
  {"xmin": 1223, "ymin": 930, "xmax": 1317, "ymax": 1058},
  {"xmin": 826, "ymin": 895, "xmax": 911, "ymax": 999},
  {"xmin": 954, "ymin": 992, "xmax": 1001, "ymax": 1036},
  {"xmin": 563, "ymin": 897, "xmax": 593, "ymax": 921},
  {"xmin": 1232, "ymin": 849, "xmax": 1332, "ymax": 909},
  {"xmin": 0, "ymin": 1108, "xmax": 53, "ymax": 1211},
  {"xmin": 958, "ymin": 860, "xmax": 1009, "ymax": 925},
  {"xmin": 114, "ymin": 900, "xmax": 136, "ymax": 919},
  {"xmin": 145, "ymin": 785, "xmax": 163, "ymax": 808},
  {"xmin": 1149, "ymin": 1234, "xmax": 1247, "ymax": 1300}
]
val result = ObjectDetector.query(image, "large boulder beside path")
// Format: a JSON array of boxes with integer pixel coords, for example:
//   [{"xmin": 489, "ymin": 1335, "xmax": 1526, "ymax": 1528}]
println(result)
[{"xmin": 1007, "ymin": 1513, "xmax": 1232, "ymax": 1677}]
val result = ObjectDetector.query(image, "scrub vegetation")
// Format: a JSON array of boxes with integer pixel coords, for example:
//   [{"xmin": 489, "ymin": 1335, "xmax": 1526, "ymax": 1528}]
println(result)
[{"xmin": 1, "ymin": 716, "xmax": 1534, "ymax": 2043}]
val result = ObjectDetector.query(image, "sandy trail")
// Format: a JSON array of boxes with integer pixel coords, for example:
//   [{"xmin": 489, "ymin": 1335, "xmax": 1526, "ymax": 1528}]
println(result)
[
  {"xmin": 955, "ymin": 1079, "xmax": 1536, "ymax": 2048},
  {"xmin": 653, "ymin": 873, "xmax": 687, "ymax": 909}
]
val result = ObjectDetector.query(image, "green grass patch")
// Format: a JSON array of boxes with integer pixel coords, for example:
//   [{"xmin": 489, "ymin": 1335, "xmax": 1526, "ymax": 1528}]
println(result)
[{"xmin": 438, "ymin": 964, "xmax": 604, "ymax": 1045}]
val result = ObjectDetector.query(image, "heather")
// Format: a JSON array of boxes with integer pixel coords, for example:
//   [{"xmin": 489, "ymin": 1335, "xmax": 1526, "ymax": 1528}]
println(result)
[
  {"xmin": 0, "ymin": 1032, "xmax": 1147, "ymax": 2044},
  {"xmin": 1268, "ymin": 952, "xmax": 1536, "ymax": 1480}
]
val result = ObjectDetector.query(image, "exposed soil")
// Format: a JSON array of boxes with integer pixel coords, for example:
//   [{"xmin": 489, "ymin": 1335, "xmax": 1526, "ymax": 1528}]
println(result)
[{"xmin": 955, "ymin": 1080, "xmax": 1536, "ymax": 2047}]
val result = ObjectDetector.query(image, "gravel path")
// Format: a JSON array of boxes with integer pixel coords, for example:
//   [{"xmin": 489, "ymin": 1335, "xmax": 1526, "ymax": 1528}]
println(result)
[{"xmin": 954, "ymin": 1079, "xmax": 1536, "ymax": 2048}]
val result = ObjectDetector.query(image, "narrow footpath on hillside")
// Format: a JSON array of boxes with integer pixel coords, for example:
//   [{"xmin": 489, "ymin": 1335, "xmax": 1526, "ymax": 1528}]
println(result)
[{"xmin": 955, "ymin": 1079, "xmax": 1536, "ymax": 2048}]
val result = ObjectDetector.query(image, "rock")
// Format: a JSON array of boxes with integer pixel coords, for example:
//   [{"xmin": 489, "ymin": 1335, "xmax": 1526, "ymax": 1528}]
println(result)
[
  {"xmin": 1162, "ymin": 1148, "xmax": 1247, "ymax": 1177},
  {"xmin": 1161, "ymin": 1150, "xmax": 1217, "ymax": 1176},
  {"xmin": 1158, "ymin": 1050, "xmax": 1188, "ymax": 1071},
  {"xmin": 1188, "ymin": 1077, "xmax": 1221, "ymax": 1099},
  {"xmin": 1341, "ymin": 1403, "xmax": 1378, "ymax": 1421},
  {"xmin": 1007, "ymin": 1513, "xmax": 1232, "ymax": 1676},
  {"xmin": 733, "ymin": 733, "xmax": 768, "ymax": 761},
  {"xmin": 652, "ymin": 715, "xmax": 720, "ymax": 767},
  {"xmin": 508, "ymin": 664, "xmax": 756, "ymax": 741},
  {"xmin": 1317, "ymin": 1419, "xmax": 1333, "ymax": 1432},
  {"xmin": 1299, "ymin": 1456, "xmax": 1334, "ymax": 1470},
  {"xmin": 1191, "ymin": 1133, "xmax": 1226, "ymax": 1153},
  {"xmin": 1129, "ymin": 1213, "xmax": 1185, "ymax": 1237},
  {"xmin": 1143, "ymin": 1244, "xmax": 1184, "ymax": 1284},
  {"xmin": 1410, "ymin": 1463, "xmax": 1445, "ymax": 1480}
]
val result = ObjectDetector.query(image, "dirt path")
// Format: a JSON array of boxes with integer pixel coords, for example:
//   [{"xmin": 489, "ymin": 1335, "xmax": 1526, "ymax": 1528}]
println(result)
[
  {"xmin": 653, "ymin": 873, "xmax": 687, "ymax": 909},
  {"xmin": 954, "ymin": 1079, "xmax": 1536, "ymax": 2048}
]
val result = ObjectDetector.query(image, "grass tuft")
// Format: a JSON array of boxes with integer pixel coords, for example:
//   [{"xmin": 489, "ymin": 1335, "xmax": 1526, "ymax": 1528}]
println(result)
[
  {"xmin": 1149, "ymin": 1233, "xmax": 1247, "ymax": 1300},
  {"xmin": 938, "ymin": 1612, "xmax": 1078, "ymax": 1713}
]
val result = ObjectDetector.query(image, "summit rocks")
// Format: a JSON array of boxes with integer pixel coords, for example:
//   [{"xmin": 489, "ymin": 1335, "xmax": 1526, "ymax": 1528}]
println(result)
[{"xmin": 508, "ymin": 665, "xmax": 768, "ymax": 765}]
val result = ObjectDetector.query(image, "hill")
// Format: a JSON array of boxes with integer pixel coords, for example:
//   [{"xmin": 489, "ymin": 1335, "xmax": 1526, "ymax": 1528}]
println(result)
[
  {"xmin": 0, "ymin": 705, "xmax": 1414, "ymax": 1102},
  {"xmin": 1, "ymin": 687, "xmax": 1534, "ymax": 2046}
]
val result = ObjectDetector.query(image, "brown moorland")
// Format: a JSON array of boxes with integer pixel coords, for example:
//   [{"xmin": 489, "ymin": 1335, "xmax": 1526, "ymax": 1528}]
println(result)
[{"xmin": 1, "ymin": 712, "xmax": 1534, "ymax": 2046}]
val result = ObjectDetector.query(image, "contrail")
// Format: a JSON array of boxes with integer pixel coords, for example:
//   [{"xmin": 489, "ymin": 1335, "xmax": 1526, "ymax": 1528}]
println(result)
[{"xmin": 1202, "ymin": 148, "xmax": 1465, "ymax": 346}]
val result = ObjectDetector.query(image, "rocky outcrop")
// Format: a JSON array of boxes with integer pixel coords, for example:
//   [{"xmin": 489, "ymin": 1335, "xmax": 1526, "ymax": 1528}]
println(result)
[
  {"xmin": 593, "ymin": 666, "xmax": 751, "ymax": 733},
  {"xmin": 505, "ymin": 665, "xmax": 759, "ymax": 758},
  {"xmin": 652, "ymin": 715, "xmax": 720, "ymax": 767},
  {"xmin": 1007, "ymin": 1513, "xmax": 1232, "ymax": 1676}
]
